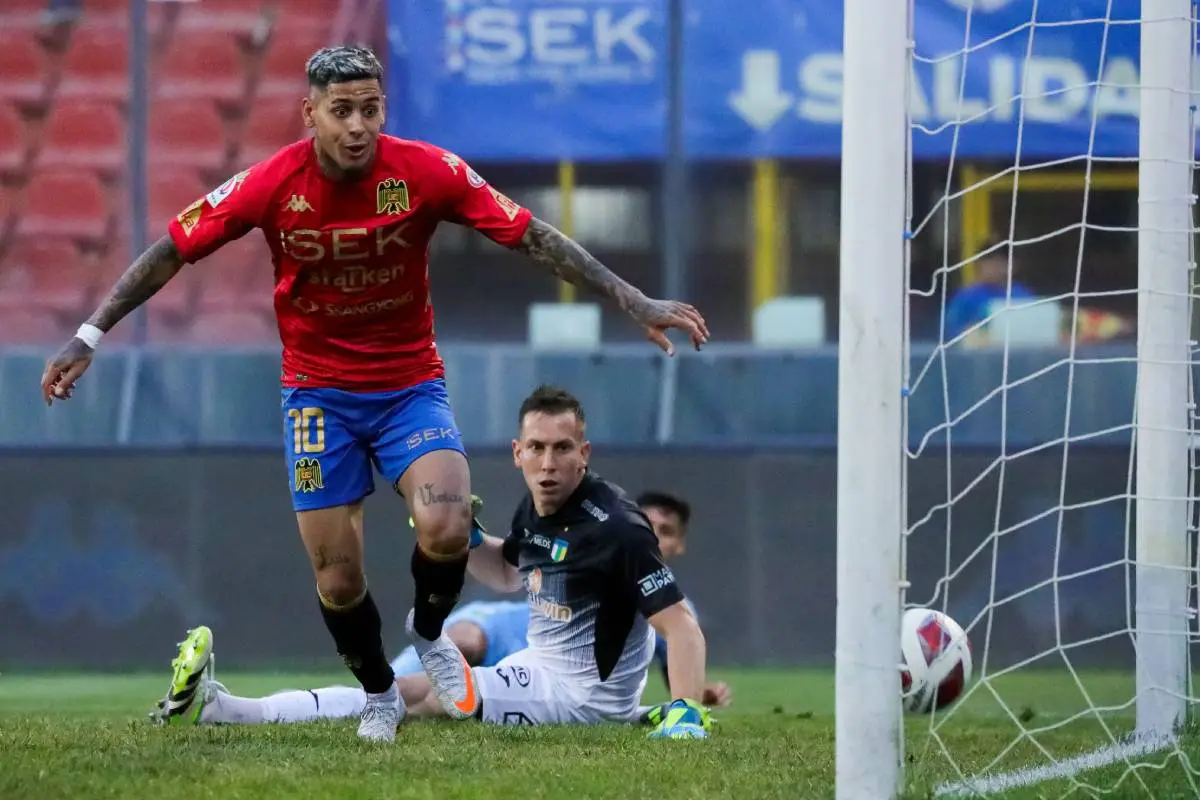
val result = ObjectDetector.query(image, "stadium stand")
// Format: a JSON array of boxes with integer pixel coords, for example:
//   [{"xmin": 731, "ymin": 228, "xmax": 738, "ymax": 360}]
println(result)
[{"xmin": 0, "ymin": 0, "xmax": 359, "ymax": 344}]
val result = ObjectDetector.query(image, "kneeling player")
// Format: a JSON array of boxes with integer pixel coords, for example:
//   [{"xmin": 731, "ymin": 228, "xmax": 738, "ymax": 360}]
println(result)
[{"xmin": 161, "ymin": 386, "xmax": 713, "ymax": 739}]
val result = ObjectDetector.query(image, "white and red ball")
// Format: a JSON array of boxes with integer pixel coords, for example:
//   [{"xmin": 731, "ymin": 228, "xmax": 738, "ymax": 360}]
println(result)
[{"xmin": 899, "ymin": 607, "xmax": 972, "ymax": 714}]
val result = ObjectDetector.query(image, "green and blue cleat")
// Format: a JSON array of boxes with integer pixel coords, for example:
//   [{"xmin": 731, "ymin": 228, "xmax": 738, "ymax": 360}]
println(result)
[{"xmin": 151, "ymin": 625, "xmax": 222, "ymax": 726}]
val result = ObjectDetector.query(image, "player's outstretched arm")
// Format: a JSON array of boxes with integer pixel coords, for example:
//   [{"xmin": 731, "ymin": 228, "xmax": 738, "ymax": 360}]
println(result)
[
  {"xmin": 648, "ymin": 600, "xmax": 708, "ymax": 703},
  {"xmin": 467, "ymin": 534, "xmax": 522, "ymax": 593},
  {"xmin": 40, "ymin": 236, "xmax": 184, "ymax": 404},
  {"xmin": 515, "ymin": 218, "xmax": 710, "ymax": 355}
]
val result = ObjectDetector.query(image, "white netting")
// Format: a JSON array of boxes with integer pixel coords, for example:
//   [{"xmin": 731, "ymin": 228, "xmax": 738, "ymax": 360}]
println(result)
[{"xmin": 902, "ymin": 0, "xmax": 1200, "ymax": 796}]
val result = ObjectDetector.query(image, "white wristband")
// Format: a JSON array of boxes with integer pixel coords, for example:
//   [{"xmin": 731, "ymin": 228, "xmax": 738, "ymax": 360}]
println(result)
[{"xmin": 75, "ymin": 324, "xmax": 104, "ymax": 349}]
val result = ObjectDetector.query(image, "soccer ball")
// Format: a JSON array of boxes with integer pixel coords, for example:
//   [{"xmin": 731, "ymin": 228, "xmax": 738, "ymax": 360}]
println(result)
[{"xmin": 899, "ymin": 607, "xmax": 972, "ymax": 714}]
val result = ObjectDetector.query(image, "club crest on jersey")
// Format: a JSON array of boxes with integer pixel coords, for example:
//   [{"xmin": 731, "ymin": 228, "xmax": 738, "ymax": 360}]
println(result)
[
  {"xmin": 206, "ymin": 169, "xmax": 249, "ymax": 208},
  {"xmin": 176, "ymin": 198, "xmax": 204, "ymax": 237},
  {"xmin": 527, "ymin": 567, "xmax": 543, "ymax": 595},
  {"xmin": 487, "ymin": 185, "xmax": 521, "ymax": 221},
  {"xmin": 550, "ymin": 539, "xmax": 569, "ymax": 562},
  {"xmin": 376, "ymin": 178, "xmax": 411, "ymax": 215},
  {"xmin": 294, "ymin": 457, "xmax": 323, "ymax": 493}
]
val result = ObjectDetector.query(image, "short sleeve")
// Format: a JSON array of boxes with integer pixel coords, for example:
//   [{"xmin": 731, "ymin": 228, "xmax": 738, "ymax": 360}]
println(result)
[
  {"xmin": 167, "ymin": 167, "xmax": 267, "ymax": 263},
  {"xmin": 501, "ymin": 506, "xmax": 524, "ymax": 567},
  {"xmin": 427, "ymin": 148, "xmax": 532, "ymax": 248},
  {"xmin": 611, "ymin": 523, "xmax": 686, "ymax": 618}
]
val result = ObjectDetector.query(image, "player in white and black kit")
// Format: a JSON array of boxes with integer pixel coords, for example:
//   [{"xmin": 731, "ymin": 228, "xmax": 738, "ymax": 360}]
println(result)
[
  {"xmin": 158, "ymin": 385, "xmax": 712, "ymax": 739},
  {"xmin": 462, "ymin": 385, "xmax": 711, "ymax": 736}
]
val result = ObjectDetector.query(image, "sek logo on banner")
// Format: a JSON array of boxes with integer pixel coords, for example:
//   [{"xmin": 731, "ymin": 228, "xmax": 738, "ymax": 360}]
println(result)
[{"xmin": 442, "ymin": 1, "xmax": 658, "ymax": 85}]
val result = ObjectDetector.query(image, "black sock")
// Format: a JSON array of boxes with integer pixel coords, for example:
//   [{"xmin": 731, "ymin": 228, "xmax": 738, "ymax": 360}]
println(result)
[
  {"xmin": 318, "ymin": 589, "xmax": 395, "ymax": 694},
  {"xmin": 411, "ymin": 545, "xmax": 468, "ymax": 641}
]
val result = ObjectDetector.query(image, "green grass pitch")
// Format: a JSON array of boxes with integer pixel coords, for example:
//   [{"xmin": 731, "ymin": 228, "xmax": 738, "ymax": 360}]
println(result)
[{"xmin": 1, "ymin": 668, "xmax": 1197, "ymax": 799}]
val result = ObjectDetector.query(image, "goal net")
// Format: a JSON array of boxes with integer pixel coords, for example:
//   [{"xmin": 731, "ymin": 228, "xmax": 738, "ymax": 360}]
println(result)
[{"xmin": 837, "ymin": 0, "xmax": 1199, "ymax": 798}]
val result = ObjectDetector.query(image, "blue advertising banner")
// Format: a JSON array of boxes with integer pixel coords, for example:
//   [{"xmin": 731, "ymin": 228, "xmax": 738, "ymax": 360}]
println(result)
[
  {"xmin": 386, "ymin": 0, "xmax": 668, "ymax": 160},
  {"xmin": 387, "ymin": 0, "xmax": 1152, "ymax": 161}
]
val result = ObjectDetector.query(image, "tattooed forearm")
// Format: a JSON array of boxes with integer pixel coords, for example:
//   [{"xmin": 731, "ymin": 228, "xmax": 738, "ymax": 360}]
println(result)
[
  {"xmin": 516, "ymin": 217, "xmax": 645, "ymax": 314},
  {"xmin": 85, "ymin": 236, "xmax": 185, "ymax": 332}
]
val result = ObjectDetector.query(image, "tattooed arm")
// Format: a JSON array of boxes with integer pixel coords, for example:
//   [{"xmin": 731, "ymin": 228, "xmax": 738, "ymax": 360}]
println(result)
[
  {"xmin": 40, "ymin": 236, "xmax": 185, "ymax": 404},
  {"xmin": 515, "ymin": 217, "xmax": 710, "ymax": 354},
  {"xmin": 87, "ymin": 236, "xmax": 185, "ymax": 332}
]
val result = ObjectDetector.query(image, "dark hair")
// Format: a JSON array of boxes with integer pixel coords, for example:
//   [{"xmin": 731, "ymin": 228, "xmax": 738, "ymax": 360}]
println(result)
[
  {"xmin": 306, "ymin": 46, "xmax": 384, "ymax": 90},
  {"xmin": 517, "ymin": 384, "xmax": 586, "ymax": 425},
  {"xmin": 636, "ymin": 491, "xmax": 691, "ymax": 527}
]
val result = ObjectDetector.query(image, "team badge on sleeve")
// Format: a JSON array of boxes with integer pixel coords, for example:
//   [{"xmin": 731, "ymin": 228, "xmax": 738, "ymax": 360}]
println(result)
[
  {"xmin": 176, "ymin": 198, "xmax": 204, "ymax": 237},
  {"xmin": 488, "ymin": 185, "xmax": 521, "ymax": 221},
  {"xmin": 466, "ymin": 167, "xmax": 486, "ymax": 188},
  {"xmin": 377, "ymin": 178, "xmax": 411, "ymax": 215}
]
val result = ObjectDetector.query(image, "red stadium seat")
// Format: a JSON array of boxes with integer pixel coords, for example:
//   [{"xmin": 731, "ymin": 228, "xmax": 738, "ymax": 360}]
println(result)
[
  {"xmin": 148, "ymin": 101, "xmax": 229, "ymax": 172},
  {"xmin": 257, "ymin": 30, "xmax": 329, "ymax": 98},
  {"xmin": 197, "ymin": 234, "xmax": 276, "ymax": 311},
  {"xmin": 0, "ymin": 308, "xmax": 67, "ymax": 344},
  {"xmin": 37, "ymin": 101, "xmax": 126, "ymax": 176},
  {"xmin": 17, "ymin": 169, "xmax": 111, "ymax": 241},
  {"xmin": 155, "ymin": 33, "xmax": 248, "ymax": 105},
  {"xmin": 0, "ymin": 104, "xmax": 28, "ymax": 176},
  {"xmin": 0, "ymin": 237, "xmax": 92, "ymax": 313},
  {"xmin": 174, "ymin": 1, "xmax": 269, "ymax": 38},
  {"xmin": 186, "ymin": 308, "xmax": 276, "ymax": 344},
  {"xmin": 0, "ymin": 0, "xmax": 46, "ymax": 30},
  {"xmin": 238, "ymin": 97, "xmax": 307, "ymax": 164},
  {"xmin": 0, "ymin": 31, "xmax": 51, "ymax": 105},
  {"xmin": 58, "ymin": 28, "xmax": 130, "ymax": 102}
]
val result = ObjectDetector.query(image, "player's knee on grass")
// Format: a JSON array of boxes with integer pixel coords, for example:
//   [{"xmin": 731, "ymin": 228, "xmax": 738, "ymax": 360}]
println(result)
[
  {"xmin": 298, "ymin": 505, "xmax": 366, "ymax": 605},
  {"xmin": 446, "ymin": 621, "xmax": 487, "ymax": 665}
]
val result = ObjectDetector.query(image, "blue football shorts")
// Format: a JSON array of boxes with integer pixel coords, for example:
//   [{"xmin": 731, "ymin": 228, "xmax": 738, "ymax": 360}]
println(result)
[{"xmin": 280, "ymin": 378, "xmax": 467, "ymax": 512}]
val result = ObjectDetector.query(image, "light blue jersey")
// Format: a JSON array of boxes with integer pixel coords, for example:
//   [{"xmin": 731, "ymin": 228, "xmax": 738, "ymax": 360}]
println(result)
[{"xmin": 391, "ymin": 600, "xmax": 530, "ymax": 675}]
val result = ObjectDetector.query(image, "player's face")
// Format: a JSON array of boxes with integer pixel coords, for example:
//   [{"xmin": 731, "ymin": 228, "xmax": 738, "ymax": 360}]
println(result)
[
  {"xmin": 513, "ymin": 411, "xmax": 590, "ymax": 516},
  {"xmin": 644, "ymin": 506, "xmax": 687, "ymax": 560},
  {"xmin": 302, "ymin": 79, "xmax": 385, "ymax": 178}
]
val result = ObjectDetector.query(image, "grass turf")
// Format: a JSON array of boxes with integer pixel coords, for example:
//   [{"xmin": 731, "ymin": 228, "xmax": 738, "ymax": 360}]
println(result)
[{"xmin": 1, "ymin": 668, "xmax": 1197, "ymax": 799}]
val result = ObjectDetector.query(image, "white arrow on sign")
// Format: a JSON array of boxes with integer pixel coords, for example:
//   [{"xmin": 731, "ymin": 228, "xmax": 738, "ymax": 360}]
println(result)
[{"xmin": 728, "ymin": 50, "xmax": 794, "ymax": 132}]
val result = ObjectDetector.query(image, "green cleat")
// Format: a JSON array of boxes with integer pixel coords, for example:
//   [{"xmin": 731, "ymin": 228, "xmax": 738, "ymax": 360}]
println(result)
[{"xmin": 159, "ymin": 625, "xmax": 215, "ymax": 726}]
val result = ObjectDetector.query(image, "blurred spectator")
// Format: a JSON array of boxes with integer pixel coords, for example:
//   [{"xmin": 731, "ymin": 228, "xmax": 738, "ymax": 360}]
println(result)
[{"xmin": 943, "ymin": 245, "xmax": 1033, "ymax": 341}]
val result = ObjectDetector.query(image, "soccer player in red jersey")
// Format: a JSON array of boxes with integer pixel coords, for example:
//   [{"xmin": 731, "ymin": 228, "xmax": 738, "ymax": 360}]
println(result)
[{"xmin": 39, "ymin": 45, "xmax": 709, "ymax": 743}]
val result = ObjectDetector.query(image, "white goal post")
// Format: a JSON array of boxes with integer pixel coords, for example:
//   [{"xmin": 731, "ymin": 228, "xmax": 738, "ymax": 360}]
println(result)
[{"xmin": 836, "ymin": 0, "xmax": 1197, "ymax": 797}]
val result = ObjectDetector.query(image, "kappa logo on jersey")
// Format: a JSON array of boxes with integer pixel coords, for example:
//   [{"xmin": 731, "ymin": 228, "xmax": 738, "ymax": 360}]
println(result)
[
  {"xmin": 294, "ymin": 457, "xmax": 324, "ymax": 493},
  {"xmin": 581, "ymin": 499, "xmax": 609, "ymax": 523},
  {"xmin": 487, "ymin": 185, "xmax": 521, "ymax": 221},
  {"xmin": 206, "ymin": 169, "xmax": 250, "ymax": 208},
  {"xmin": 285, "ymin": 194, "xmax": 314, "ymax": 213},
  {"xmin": 376, "ymin": 178, "xmax": 411, "ymax": 215},
  {"xmin": 638, "ymin": 566, "xmax": 675, "ymax": 597},
  {"xmin": 441, "ymin": 152, "xmax": 460, "ymax": 174},
  {"xmin": 176, "ymin": 198, "xmax": 204, "ymax": 237}
]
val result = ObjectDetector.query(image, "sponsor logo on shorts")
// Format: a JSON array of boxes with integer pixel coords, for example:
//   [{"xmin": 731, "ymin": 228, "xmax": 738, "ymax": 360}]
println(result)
[
  {"xmin": 376, "ymin": 177, "xmax": 411, "ymax": 215},
  {"xmin": 294, "ymin": 457, "xmax": 324, "ymax": 493},
  {"xmin": 638, "ymin": 566, "xmax": 675, "ymax": 597},
  {"xmin": 406, "ymin": 427, "xmax": 456, "ymax": 450}
]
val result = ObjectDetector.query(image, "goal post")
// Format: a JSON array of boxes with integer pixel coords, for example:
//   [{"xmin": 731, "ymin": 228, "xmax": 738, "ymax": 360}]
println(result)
[
  {"xmin": 837, "ymin": 0, "xmax": 1198, "ymax": 797},
  {"xmin": 1134, "ymin": 0, "xmax": 1193, "ymax": 740},
  {"xmin": 835, "ymin": 0, "xmax": 908, "ymax": 798}
]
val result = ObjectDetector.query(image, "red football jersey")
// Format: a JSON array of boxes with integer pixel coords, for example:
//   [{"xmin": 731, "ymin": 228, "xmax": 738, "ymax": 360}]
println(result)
[{"xmin": 167, "ymin": 135, "xmax": 533, "ymax": 391}]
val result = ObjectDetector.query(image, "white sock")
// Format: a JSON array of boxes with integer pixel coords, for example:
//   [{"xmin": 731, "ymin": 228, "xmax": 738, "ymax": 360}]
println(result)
[
  {"xmin": 200, "ymin": 692, "xmax": 270, "ymax": 725},
  {"xmin": 262, "ymin": 686, "xmax": 369, "ymax": 723}
]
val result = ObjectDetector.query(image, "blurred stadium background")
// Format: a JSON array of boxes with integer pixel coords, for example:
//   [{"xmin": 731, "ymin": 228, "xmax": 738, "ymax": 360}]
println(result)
[{"xmin": 0, "ymin": 0, "xmax": 1146, "ymax": 675}]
